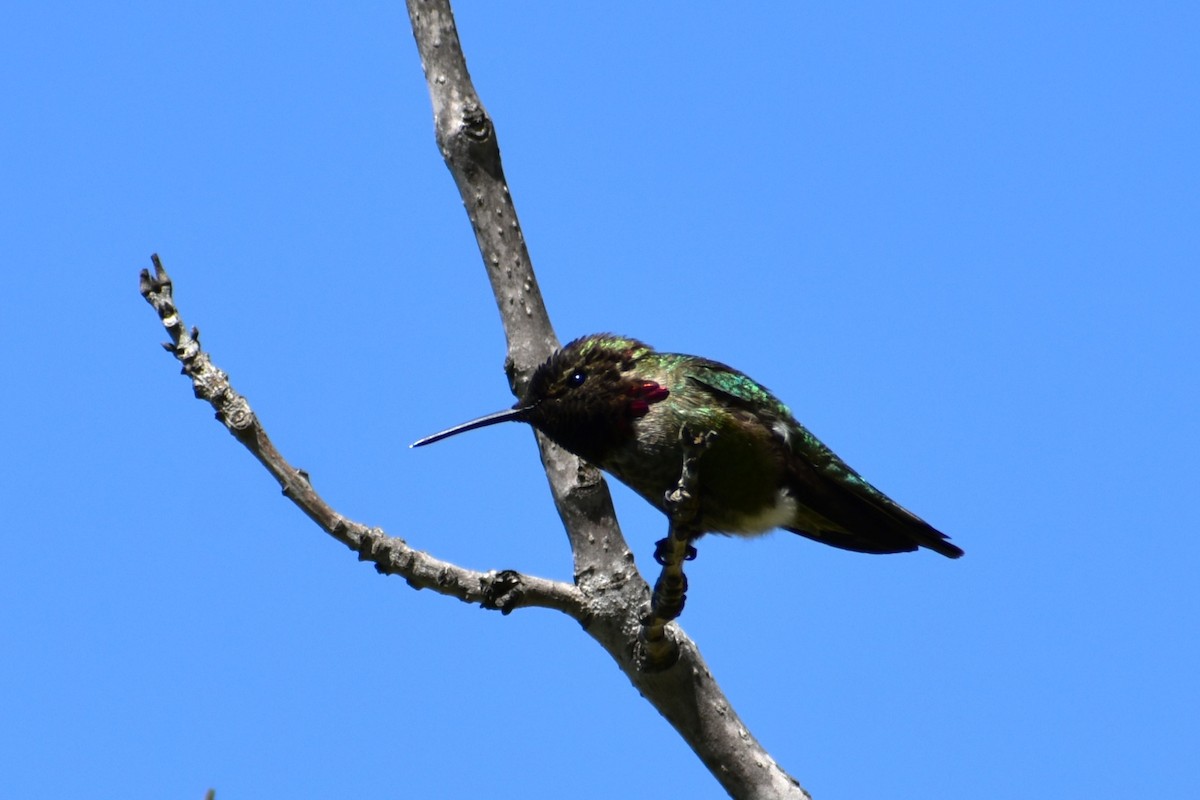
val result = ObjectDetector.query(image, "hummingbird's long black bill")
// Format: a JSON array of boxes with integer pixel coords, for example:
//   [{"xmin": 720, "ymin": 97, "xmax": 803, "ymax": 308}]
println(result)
[{"xmin": 410, "ymin": 407, "xmax": 529, "ymax": 448}]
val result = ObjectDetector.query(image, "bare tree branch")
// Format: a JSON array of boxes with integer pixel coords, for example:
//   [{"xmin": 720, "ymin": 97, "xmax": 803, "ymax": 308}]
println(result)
[
  {"xmin": 403, "ymin": 0, "xmax": 634, "ymax": 590},
  {"xmin": 138, "ymin": 257, "xmax": 585, "ymax": 620}
]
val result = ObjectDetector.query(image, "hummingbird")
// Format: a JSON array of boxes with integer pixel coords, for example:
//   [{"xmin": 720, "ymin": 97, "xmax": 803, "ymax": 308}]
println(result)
[{"xmin": 413, "ymin": 334, "xmax": 963, "ymax": 559}]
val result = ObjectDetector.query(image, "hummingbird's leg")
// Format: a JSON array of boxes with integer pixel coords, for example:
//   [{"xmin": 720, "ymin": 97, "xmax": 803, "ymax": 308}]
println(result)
[{"xmin": 639, "ymin": 428, "xmax": 716, "ymax": 670}]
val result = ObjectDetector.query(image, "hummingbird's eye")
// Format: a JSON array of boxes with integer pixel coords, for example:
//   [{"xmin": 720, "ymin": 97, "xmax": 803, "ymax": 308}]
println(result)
[{"xmin": 568, "ymin": 369, "xmax": 587, "ymax": 388}]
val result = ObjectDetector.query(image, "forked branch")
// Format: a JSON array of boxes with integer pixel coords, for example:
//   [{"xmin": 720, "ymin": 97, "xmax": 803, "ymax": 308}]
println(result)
[{"xmin": 139, "ymin": 2, "xmax": 811, "ymax": 796}]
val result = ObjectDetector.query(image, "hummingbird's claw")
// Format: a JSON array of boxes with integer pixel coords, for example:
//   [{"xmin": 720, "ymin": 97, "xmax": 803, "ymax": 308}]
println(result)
[
  {"xmin": 653, "ymin": 537, "xmax": 670, "ymax": 565},
  {"xmin": 653, "ymin": 538, "xmax": 698, "ymax": 564}
]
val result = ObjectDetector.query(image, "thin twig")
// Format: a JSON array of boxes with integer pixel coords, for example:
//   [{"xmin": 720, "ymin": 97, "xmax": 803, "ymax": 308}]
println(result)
[{"xmin": 138, "ymin": 256, "xmax": 586, "ymax": 620}]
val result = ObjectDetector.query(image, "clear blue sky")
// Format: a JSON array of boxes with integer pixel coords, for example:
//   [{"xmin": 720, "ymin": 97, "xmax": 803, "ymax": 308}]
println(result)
[{"xmin": 3, "ymin": 2, "xmax": 1197, "ymax": 798}]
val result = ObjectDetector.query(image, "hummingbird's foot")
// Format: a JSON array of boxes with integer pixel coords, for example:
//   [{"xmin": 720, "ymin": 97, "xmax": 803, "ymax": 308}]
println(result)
[
  {"xmin": 652, "ymin": 570, "xmax": 688, "ymax": 616},
  {"xmin": 637, "ymin": 614, "xmax": 681, "ymax": 671},
  {"xmin": 638, "ymin": 560, "xmax": 689, "ymax": 670},
  {"xmin": 649, "ymin": 540, "xmax": 690, "ymax": 620},
  {"xmin": 653, "ymin": 537, "xmax": 698, "ymax": 565}
]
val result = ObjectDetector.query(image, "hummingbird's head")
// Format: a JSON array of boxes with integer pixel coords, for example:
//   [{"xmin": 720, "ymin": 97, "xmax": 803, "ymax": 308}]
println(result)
[
  {"xmin": 412, "ymin": 334, "xmax": 670, "ymax": 463},
  {"xmin": 521, "ymin": 334, "xmax": 650, "ymax": 407}
]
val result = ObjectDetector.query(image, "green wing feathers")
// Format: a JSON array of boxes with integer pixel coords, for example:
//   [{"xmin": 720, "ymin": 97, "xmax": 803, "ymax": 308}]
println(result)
[{"xmin": 688, "ymin": 363, "xmax": 963, "ymax": 558}]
